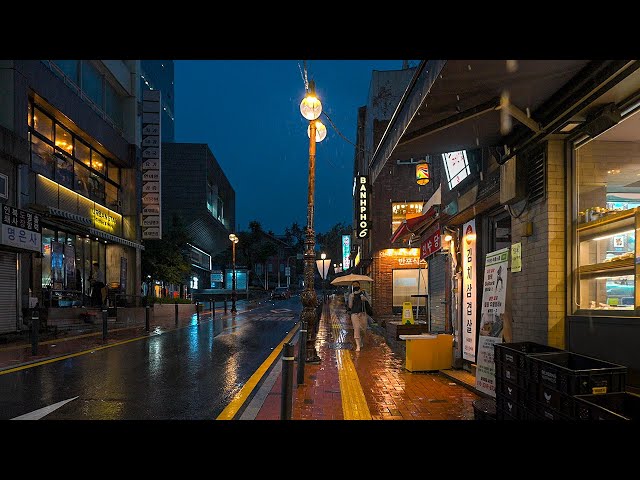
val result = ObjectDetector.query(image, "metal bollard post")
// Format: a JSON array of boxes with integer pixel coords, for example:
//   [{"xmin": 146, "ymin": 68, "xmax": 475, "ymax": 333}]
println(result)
[
  {"xmin": 224, "ymin": 298, "xmax": 227, "ymax": 314},
  {"xmin": 31, "ymin": 308, "xmax": 39, "ymax": 356},
  {"xmin": 145, "ymin": 305, "xmax": 150, "ymax": 332},
  {"xmin": 196, "ymin": 302, "xmax": 200, "ymax": 323},
  {"xmin": 297, "ymin": 321, "xmax": 307, "ymax": 386},
  {"xmin": 102, "ymin": 309, "xmax": 108, "ymax": 342},
  {"xmin": 280, "ymin": 342, "xmax": 295, "ymax": 420},
  {"xmin": 175, "ymin": 302, "xmax": 179, "ymax": 327},
  {"xmin": 211, "ymin": 300, "xmax": 215, "ymax": 319}
]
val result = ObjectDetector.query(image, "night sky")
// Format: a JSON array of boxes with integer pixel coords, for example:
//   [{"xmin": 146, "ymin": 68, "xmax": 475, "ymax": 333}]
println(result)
[{"xmin": 174, "ymin": 60, "xmax": 410, "ymax": 235}]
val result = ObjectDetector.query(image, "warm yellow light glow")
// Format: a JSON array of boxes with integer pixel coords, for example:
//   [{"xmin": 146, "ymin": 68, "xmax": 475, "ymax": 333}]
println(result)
[
  {"xmin": 465, "ymin": 233, "xmax": 477, "ymax": 243},
  {"xmin": 229, "ymin": 233, "xmax": 239, "ymax": 244},
  {"xmin": 321, "ymin": 253, "xmax": 326, "ymax": 260},
  {"xmin": 300, "ymin": 95, "xmax": 322, "ymax": 121},
  {"xmin": 445, "ymin": 234, "xmax": 453, "ymax": 242},
  {"xmin": 307, "ymin": 120, "xmax": 327, "ymax": 142}
]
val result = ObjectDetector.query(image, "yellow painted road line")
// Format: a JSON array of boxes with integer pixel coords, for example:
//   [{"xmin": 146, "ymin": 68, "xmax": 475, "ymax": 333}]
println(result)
[
  {"xmin": 0, "ymin": 335, "xmax": 152, "ymax": 376},
  {"xmin": 216, "ymin": 323, "xmax": 300, "ymax": 420},
  {"xmin": 330, "ymin": 305, "xmax": 372, "ymax": 420}
]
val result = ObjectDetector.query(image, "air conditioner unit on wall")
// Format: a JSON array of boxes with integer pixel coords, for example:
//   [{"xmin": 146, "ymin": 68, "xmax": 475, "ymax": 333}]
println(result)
[{"xmin": 500, "ymin": 155, "xmax": 526, "ymax": 205}]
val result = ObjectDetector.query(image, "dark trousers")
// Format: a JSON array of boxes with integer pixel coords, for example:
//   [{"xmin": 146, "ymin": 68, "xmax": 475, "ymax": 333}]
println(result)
[{"xmin": 91, "ymin": 282, "xmax": 105, "ymax": 307}]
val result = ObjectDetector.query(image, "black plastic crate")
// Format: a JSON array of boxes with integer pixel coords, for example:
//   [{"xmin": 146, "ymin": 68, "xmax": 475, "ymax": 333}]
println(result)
[
  {"xmin": 528, "ymin": 351, "xmax": 626, "ymax": 396},
  {"xmin": 574, "ymin": 392, "xmax": 640, "ymax": 420},
  {"xmin": 495, "ymin": 342, "xmax": 563, "ymax": 371},
  {"xmin": 536, "ymin": 383, "xmax": 574, "ymax": 417},
  {"xmin": 500, "ymin": 380, "xmax": 527, "ymax": 405},
  {"xmin": 495, "ymin": 359, "xmax": 527, "ymax": 388},
  {"xmin": 531, "ymin": 400, "xmax": 574, "ymax": 421},
  {"xmin": 496, "ymin": 395, "xmax": 525, "ymax": 419}
]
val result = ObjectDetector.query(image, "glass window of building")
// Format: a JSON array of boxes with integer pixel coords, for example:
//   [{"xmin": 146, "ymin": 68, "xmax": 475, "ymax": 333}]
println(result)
[
  {"xmin": 105, "ymin": 182, "xmax": 118, "ymax": 211},
  {"xmin": 82, "ymin": 61, "xmax": 104, "ymax": 108},
  {"xmin": 89, "ymin": 173, "xmax": 105, "ymax": 203},
  {"xmin": 74, "ymin": 162, "xmax": 90, "ymax": 197},
  {"xmin": 33, "ymin": 108, "xmax": 53, "ymax": 140},
  {"xmin": 31, "ymin": 137, "xmax": 54, "ymax": 177},
  {"xmin": 574, "ymin": 109, "xmax": 640, "ymax": 313},
  {"xmin": 105, "ymin": 81, "xmax": 123, "ymax": 128},
  {"xmin": 52, "ymin": 60, "xmax": 80, "ymax": 85},
  {"xmin": 391, "ymin": 202, "xmax": 424, "ymax": 234},
  {"xmin": 75, "ymin": 139, "xmax": 91, "ymax": 167},
  {"xmin": 54, "ymin": 152, "xmax": 74, "ymax": 189},
  {"xmin": 55, "ymin": 124, "xmax": 73, "ymax": 155},
  {"xmin": 91, "ymin": 150, "xmax": 105, "ymax": 175},
  {"xmin": 28, "ymin": 102, "xmax": 32, "ymax": 127}
]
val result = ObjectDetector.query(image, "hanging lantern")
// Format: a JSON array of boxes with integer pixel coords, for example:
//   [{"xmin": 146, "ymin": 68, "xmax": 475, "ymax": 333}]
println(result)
[{"xmin": 416, "ymin": 157, "xmax": 430, "ymax": 185}]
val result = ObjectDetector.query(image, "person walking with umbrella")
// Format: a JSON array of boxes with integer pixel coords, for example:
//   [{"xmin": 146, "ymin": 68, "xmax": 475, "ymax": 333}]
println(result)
[{"xmin": 348, "ymin": 280, "xmax": 370, "ymax": 352}]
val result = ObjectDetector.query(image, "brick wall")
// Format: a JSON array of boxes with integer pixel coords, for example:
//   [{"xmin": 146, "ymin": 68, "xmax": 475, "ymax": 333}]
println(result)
[{"xmin": 510, "ymin": 140, "xmax": 566, "ymax": 348}]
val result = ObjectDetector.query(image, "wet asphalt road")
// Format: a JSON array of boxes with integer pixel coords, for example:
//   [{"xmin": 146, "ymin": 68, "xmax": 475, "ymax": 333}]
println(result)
[{"xmin": 0, "ymin": 297, "xmax": 300, "ymax": 420}]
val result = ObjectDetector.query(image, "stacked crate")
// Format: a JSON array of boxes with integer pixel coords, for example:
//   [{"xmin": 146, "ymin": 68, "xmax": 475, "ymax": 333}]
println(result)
[
  {"xmin": 494, "ymin": 342, "xmax": 563, "ymax": 420},
  {"xmin": 574, "ymin": 392, "xmax": 640, "ymax": 420},
  {"xmin": 527, "ymin": 351, "xmax": 627, "ymax": 420}
]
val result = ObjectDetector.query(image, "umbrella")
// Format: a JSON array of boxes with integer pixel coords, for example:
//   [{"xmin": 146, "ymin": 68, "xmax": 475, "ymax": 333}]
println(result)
[{"xmin": 330, "ymin": 273, "xmax": 374, "ymax": 286}]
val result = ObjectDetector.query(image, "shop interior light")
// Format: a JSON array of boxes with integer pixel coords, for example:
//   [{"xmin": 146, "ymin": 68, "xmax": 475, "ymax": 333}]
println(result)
[
  {"xmin": 591, "ymin": 229, "xmax": 634, "ymax": 242},
  {"xmin": 444, "ymin": 234, "xmax": 453, "ymax": 242},
  {"xmin": 465, "ymin": 233, "xmax": 477, "ymax": 243}
]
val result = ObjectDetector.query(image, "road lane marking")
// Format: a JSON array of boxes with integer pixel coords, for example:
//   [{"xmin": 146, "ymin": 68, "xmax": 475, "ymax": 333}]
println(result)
[
  {"xmin": 330, "ymin": 303, "xmax": 372, "ymax": 420},
  {"xmin": 0, "ymin": 335, "xmax": 151, "ymax": 376},
  {"xmin": 11, "ymin": 396, "xmax": 79, "ymax": 420},
  {"xmin": 216, "ymin": 323, "xmax": 300, "ymax": 420}
]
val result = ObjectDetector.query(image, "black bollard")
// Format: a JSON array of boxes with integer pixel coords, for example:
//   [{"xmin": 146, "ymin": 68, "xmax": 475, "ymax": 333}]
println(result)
[
  {"xmin": 280, "ymin": 342, "xmax": 295, "ymax": 420},
  {"xmin": 297, "ymin": 321, "xmax": 307, "ymax": 386},
  {"xmin": 102, "ymin": 309, "xmax": 108, "ymax": 342},
  {"xmin": 145, "ymin": 305, "xmax": 150, "ymax": 332},
  {"xmin": 211, "ymin": 300, "xmax": 215, "ymax": 319},
  {"xmin": 224, "ymin": 298, "xmax": 227, "ymax": 314},
  {"xmin": 30, "ymin": 308, "xmax": 39, "ymax": 356},
  {"xmin": 196, "ymin": 302, "xmax": 200, "ymax": 323},
  {"xmin": 175, "ymin": 301, "xmax": 179, "ymax": 327}
]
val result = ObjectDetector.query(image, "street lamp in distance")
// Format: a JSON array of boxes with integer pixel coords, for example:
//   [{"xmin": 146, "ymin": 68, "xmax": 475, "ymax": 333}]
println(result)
[{"xmin": 229, "ymin": 233, "xmax": 239, "ymax": 313}]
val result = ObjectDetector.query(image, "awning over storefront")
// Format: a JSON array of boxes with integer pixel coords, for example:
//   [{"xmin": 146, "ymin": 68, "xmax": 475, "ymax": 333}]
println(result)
[
  {"xmin": 48, "ymin": 207, "xmax": 92, "ymax": 226},
  {"xmin": 89, "ymin": 228, "xmax": 144, "ymax": 250},
  {"xmin": 390, "ymin": 204, "xmax": 439, "ymax": 244},
  {"xmin": 369, "ymin": 59, "xmax": 602, "ymax": 182}
]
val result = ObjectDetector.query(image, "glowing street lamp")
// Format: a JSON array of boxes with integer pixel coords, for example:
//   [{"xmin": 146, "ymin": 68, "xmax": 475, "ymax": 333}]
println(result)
[
  {"xmin": 229, "ymin": 233, "xmax": 239, "ymax": 313},
  {"xmin": 300, "ymin": 80, "xmax": 326, "ymax": 364}
]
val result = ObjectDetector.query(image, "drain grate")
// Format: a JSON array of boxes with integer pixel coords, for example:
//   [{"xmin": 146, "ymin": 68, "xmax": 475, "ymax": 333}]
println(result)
[{"xmin": 328, "ymin": 342, "xmax": 353, "ymax": 350}]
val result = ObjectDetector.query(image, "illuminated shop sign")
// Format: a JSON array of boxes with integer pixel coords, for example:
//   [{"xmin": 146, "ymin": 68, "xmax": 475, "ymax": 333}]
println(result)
[
  {"xmin": 342, "ymin": 235, "xmax": 351, "ymax": 269},
  {"xmin": 356, "ymin": 175, "xmax": 370, "ymax": 238},
  {"xmin": 91, "ymin": 207, "xmax": 118, "ymax": 233}
]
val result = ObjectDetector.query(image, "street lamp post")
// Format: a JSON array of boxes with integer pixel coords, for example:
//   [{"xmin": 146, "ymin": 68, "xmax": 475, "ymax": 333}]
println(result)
[
  {"xmin": 300, "ymin": 80, "xmax": 326, "ymax": 364},
  {"xmin": 229, "ymin": 233, "xmax": 239, "ymax": 313}
]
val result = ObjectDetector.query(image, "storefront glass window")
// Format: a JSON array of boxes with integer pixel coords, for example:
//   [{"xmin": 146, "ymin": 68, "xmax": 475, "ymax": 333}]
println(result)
[
  {"xmin": 392, "ymin": 268, "xmax": 428, "ymax": 312},
  {"xmin": 41, "ymin": 228, "xmax": 54, "ymax": 288},
  {"xmin": 33, "ymin": 108, "xmax": 53, "ymax": 140},
  {"xmin": 91, "ymin": 150, "xmax": 105, "ymax": 175},
  {"xmin": 574, "ymin": 110, "xmax": 640, "ymax": 312},
  {"xmin": 52, "ymin": 60, "xmax": 80, "ymax": 85},
  {"xmin": 105, "ymin": 182, "xmax": 118, "ymax": 211},
  {"xmin": 31, "ymin": 137, "xmax": 54, "ymax": 178},
  {"xmin": 391, "ymin": 202, "xmax": 425, "ymax": 235},
  {"xmin": 89, "ymin": 173, "xmax": 105, "ymax": 203},
  {"xmin": 108, "ymin": 162, "xmax": 120, "ymax": 184},
  {"xmin": 28, "ymin": 102, "xmax": 32, "ymax": 127}
]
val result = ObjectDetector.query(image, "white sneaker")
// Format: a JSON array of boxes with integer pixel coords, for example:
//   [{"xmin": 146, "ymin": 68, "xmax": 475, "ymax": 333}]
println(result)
[{"xmin": 355, "ymin": 346, "xmax": 360, "ymax": 352}]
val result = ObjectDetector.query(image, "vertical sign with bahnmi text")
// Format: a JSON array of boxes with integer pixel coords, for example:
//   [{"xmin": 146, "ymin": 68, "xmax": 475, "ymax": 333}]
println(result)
[
  {"xmin": 356, "ymin": 175, "xmax": 369, "ymax": 238},
  {"xmin": 141, "ymin": 90, "xmax": 162, "ymax": 240},
  {"xmin": 475, "ymin": 247, "xmax": 509, "ymax": 397},
  {"xmin": 342, "ymin": 234, "xmax": 351, "ymax": 269},
  {"xmin": 462, "ymin": 219, "xmax": 477, "ymax": 362}
]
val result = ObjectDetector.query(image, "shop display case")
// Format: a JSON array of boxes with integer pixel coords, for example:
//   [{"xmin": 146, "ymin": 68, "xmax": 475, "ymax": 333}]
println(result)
[{"xmin": 576, "ymin": 207, "xmax": 638, "ymax": 312}]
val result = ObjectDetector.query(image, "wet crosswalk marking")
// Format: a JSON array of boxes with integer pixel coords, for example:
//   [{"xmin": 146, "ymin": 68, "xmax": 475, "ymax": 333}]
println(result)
[{"xmin": 11, "ymin": 396, "xmax": 79, "ymax": 420}]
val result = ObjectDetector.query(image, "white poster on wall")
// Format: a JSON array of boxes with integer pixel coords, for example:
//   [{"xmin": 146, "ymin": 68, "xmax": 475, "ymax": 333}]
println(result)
[
  {"xmin": 462, "ymin": 219, "xmax": 477, "ymax": 362},
  {"xmin": 475, "ymin": 247, "xmax": 509, "ymax": 397}
]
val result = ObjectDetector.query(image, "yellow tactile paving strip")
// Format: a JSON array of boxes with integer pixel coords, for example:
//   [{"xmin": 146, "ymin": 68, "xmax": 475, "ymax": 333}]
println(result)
[{"xmin": 330, "ymin": 303, "xmax": 372, "ymax": 420}]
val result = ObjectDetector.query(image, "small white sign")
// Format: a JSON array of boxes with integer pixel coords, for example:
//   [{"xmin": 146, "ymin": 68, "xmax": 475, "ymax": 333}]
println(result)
[
  {"xmin": 143, "ymin": 205, "xmax": 161, "ymax": 215},
  {"xmin": 142, "ymin": 216, "xmax": 161, "ymax": 227},
  {"xmin": 142, "ymin": 182, "xmax": 160, "ymax": 193},
  {"xmin": 142, "ymin": 193, "xmax": 160, "ymax": 204},
  {"xmin": 142, "ymin": 227, "xmax": 161, "ymax": 239},
  {"xmin": 142, "ymin": 170, "xmax": 160, "ymax": 181},
  {"xmin": 142, "ymin": 136, "xmax": 160, "ymax": 147},
  {"xmin": 142, "ymin": 147, "xmax": 160, "ymax": 159},
  {"xmin": 1, "ymin": 224, "xmax": 41, "ymax": 252},
  {"xmin": 142, "ymin": 124, "xmax": 160, "ymax": 136}
]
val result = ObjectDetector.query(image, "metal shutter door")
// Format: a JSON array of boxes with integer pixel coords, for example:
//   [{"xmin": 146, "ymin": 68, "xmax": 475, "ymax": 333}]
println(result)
[
  {"xmin": 428, "ymin": 254, "xmax": 447, "ymax": 332},
  {"xmin": 0, "ymin": 251, "xmax": 17, "ymax": 333}
]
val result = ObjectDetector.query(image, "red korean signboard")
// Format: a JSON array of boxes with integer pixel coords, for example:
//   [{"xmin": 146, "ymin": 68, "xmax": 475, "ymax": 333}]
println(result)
[{"xmin": 420, "ymin": 226, "xmax": 441, "ymax": 260}]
